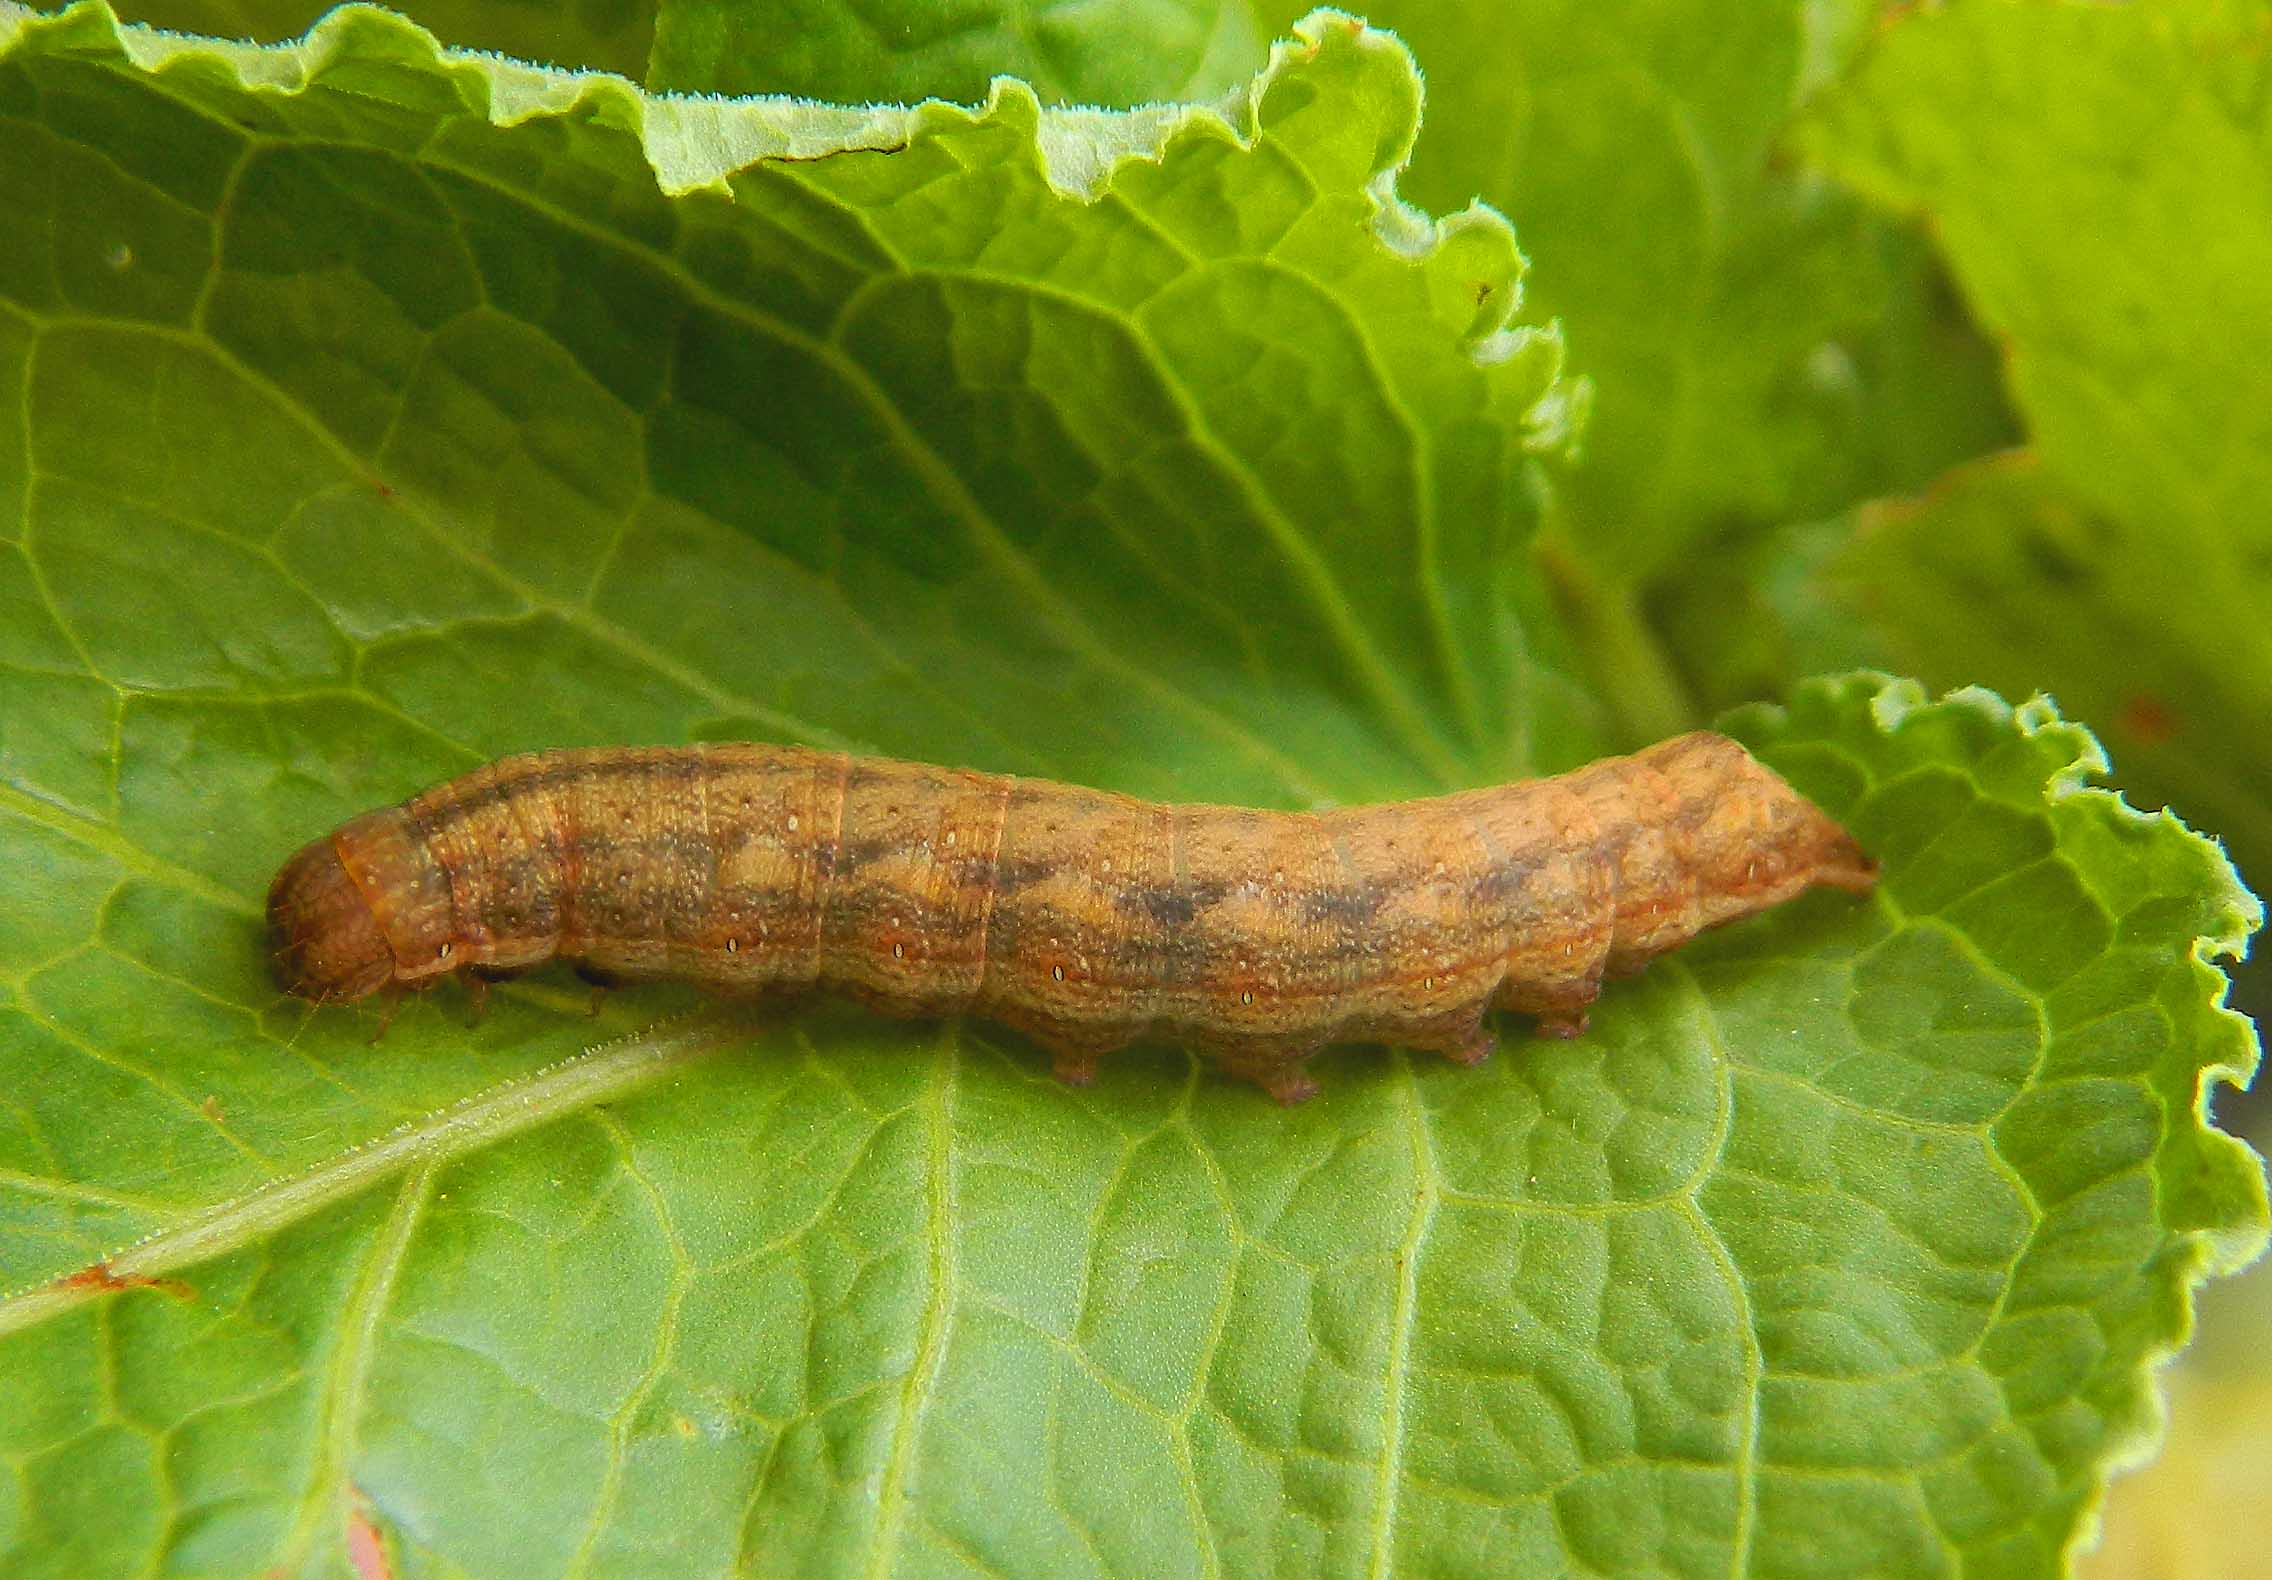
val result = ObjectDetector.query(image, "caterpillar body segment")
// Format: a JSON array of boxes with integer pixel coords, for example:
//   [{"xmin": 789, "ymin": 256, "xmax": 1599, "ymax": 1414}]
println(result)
[{"xmin": 268, "ymin": 736, "xmax": 1877, "ymax": 1101}]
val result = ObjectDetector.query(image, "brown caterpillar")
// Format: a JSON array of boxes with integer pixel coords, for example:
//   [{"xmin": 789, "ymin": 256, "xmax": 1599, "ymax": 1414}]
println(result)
[{"xmin": 266, "ymin": 736, "xmax": 1876, "ymax": 1102}]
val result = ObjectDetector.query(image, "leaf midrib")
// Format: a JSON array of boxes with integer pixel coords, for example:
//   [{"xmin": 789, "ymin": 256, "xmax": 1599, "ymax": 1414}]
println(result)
[{"xmin": 0, "ymin": 1014, "xmax": 735, "ymax": 1329}]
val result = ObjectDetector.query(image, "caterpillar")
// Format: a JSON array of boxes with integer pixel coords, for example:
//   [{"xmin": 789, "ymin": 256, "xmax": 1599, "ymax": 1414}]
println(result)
[{"xmin": 266, "ymin": 735, "xmax": 1876, "ymax": 1102}]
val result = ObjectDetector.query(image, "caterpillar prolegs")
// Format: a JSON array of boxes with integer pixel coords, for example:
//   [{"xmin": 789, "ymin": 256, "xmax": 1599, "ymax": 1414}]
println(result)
[{"xmin": 266, "ymin": 735, "xmax": 1876, "ymax": 1102}]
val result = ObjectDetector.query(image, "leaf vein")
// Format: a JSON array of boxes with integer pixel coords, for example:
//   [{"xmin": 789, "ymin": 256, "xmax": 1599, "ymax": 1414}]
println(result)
[
  {"xmin": 1367, "ymin": 1052, "xmax": 1439, "ymax": 1580},
  {"xmin": 866, "ymin": 1023, "xmax": 961, "ymax": 1580},
  {"xmin": 0, "ymin": 1015, "xmax": 732, "ymax": 1324}
]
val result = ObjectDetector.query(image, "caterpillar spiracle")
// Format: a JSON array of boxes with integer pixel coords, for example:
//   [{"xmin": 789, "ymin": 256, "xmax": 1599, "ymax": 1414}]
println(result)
[{"xmin": 266, "ymin": 736, "xmax": 1876, "ymax": 1103}]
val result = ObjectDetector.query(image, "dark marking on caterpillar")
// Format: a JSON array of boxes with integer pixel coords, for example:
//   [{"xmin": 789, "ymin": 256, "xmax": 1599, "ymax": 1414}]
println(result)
[
  {"xmin": 1137, "ymin": 888, "xmax": 1203, "ymax": 930},
  {"xmin": 266, "ymin": 735, "xmax": 1877, "ymax": 1103}
]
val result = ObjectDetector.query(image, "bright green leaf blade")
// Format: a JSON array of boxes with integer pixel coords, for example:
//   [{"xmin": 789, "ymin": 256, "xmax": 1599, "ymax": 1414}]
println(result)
[
  {"xmin": 1235, "ymin": 0, "xmax": 2018, "ymax": 747},
  {"xmin": 1387, "ymin": 0, "xmax": 1878, "ymax": 580},
  {"xmin": 646, "ymin": 0, "xmax": 1277, "ymax": 106},
  {"xmin": 1802, "ymin": 0, "xmax": 2272, "ymax": 896},
  {"xmin": 71, "ymin": 0, "xmax": 1278, "ymax": 106},
  {"xmin": 1324, "ymin": 0, "xmax": 2016, "ymax": 596},
  {"xmin": 1640, "ymin": 227, "xmax": 2016, "ymax": 720},
  {"xmin": 0, "ymin": 0, "xmax": 1585, "ymax": 810},
  {"xmin": 1719, "ymin": 682, "xmax": 2265, "ymax": 1580},
  {"xmin": 0, "ymin": 7, "xmax": 2262, "ymax": 1579},
  {"xmin": 1836, "ymin": 458, "xmax": 2272, "ymax": 917},
  {"xmin": 640, "ymin": 0, "xmax": 2016, "ymax": 609},
  {"xmin": 49, "ymin": 0, "xmax": 659, "ymax": 77}
]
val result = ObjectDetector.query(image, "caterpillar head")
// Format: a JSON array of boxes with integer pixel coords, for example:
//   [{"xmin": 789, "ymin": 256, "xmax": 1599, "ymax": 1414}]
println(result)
[
  {"xmin": 1691, "ymin": 739, "xmax": 1880, "ymax": 919},
  {"xmin": 267, "ymin": 837, "xmax": 396, "ymax": 1003}
]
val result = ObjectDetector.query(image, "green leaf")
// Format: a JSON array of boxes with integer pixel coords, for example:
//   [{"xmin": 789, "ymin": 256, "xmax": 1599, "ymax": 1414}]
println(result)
[
  {"xmin": 645, "ymin": 0, "xmax": 1280, "ymax": 107},
  {"xmin": 1638, "ymin": 227, "xmax": 2017, "ymax": 720},
  {"xmin": 82, "ymin": 0, "xmax": 1280, "ymax": 107},
  {"xmin": 1241, "ymin": 0, "xmax": 2015, "ymax": 746},
  {"xmin": 1332, "ymin": 0, "xmax": 2014, "ymax": 587},
  {"xmin": 1835, "ymin": 459, "xmax": 2272, "ymax": 908},
  {"xmin": 81, "ymin": 0, "xmax": 660, "ymax": 80},
  {"xmin": 1801, "ymin": 0, "xmax": 2272, "ymax": 897},
  {"xmin": 91, "ymin": 0, "xmax": 1281, "ymax": 103},
  {"xmin": 63, "ymin": 0, "xmax": 2030, "ymax": 751},
  {"xmin": 0, "ymin": 7, "xmax": 2261, "ymax": 1579}
]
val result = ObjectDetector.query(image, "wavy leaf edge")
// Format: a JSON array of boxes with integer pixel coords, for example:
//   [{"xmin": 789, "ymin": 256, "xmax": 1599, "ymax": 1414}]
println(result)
[
  {"xmin": 1735, "ymin": 668, "xmax": 2270, "ymax": 1564},
  {"xmin": 0, "ymin": 0, "xmax": 1587, "ymax": 453}
]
